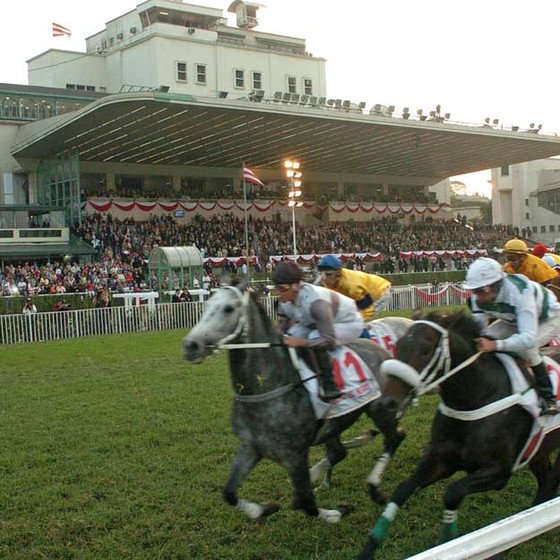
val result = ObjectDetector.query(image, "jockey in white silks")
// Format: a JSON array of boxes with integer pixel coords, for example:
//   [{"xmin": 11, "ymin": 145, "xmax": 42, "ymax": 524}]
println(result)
[
  {"xmin": 272, "ymin": 261, "xmax": 365, "ymax": 401},
  {"xmin": 465, "ymin": 257, "xmax": 560, "ymax": 415}
]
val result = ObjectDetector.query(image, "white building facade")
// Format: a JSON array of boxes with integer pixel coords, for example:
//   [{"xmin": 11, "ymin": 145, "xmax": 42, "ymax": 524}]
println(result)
[
  {"xmin": 492, "ymin": 157, "xmax": 560, "ymax": 244},
  {"xmin": 27, "ymin": 0, "xmax": 327, "ymax": 101}
]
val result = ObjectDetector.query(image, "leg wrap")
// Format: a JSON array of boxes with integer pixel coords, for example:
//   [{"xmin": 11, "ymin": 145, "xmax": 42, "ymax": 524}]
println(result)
[
  {"xmin": 440, "ymin": 509, "xmax": 459, "ymax": 542},
  {"xmin": 369, "ymin": 502, "xmax": 399, "ymax": 543}
]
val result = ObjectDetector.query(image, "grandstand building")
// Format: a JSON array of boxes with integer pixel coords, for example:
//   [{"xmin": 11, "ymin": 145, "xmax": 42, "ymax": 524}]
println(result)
[
  {"xmin": 492, "ymin": 157, "xmax": 560, "ymax": 245},
  {"xmin": 2, "ymin": 0, "xmax": 560, "ymax": 260}
]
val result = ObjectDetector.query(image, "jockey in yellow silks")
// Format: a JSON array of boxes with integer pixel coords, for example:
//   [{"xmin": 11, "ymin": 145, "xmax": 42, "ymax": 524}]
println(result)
[{"xmin": 316, "ymin": 255, "xmax": 391, "ymax": 323}]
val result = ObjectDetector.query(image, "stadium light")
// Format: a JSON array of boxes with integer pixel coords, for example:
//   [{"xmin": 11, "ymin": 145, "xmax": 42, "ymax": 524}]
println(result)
[{"xmin": 284, "ymin": 159, "xmax": 303, "ymax": 258}]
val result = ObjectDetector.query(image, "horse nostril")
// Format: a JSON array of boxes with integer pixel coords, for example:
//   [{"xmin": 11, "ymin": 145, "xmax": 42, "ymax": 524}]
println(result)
[{"xmin": 184, "ymin": 340, "xmax": 199, "ymax": 355}]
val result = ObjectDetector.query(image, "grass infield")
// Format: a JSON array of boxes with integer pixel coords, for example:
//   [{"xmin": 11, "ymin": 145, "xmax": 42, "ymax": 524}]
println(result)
[{"xmin": 1, "ymin": 324, "xmax": 559, "ymax": 559}]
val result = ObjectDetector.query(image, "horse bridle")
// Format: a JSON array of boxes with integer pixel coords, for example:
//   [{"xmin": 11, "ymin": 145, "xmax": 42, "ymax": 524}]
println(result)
[
  {"xmin": 213, "ymin": 286, "xmax": 302, "ymax": 402},
  {"xmin": 413, "ymin": 320, "xmax": 482, "ymax": 396},
  {"xmin": 214, "ymin": 285, "xmax": 251, "ymax": 348}
]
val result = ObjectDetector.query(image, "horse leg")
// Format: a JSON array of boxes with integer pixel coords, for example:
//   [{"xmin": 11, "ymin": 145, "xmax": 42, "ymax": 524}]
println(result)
[
  {"xmin": 529, "ymin": 453, "xmax": 552, "ymax": 505},
  {"xmin": 223, "ymin": 444, "xmax": 280, "ymax": 520},
  {"xmin": 530, "ymin": 448, "xmax": 560, "ymax": 505},
  {"xmin": 365, "ymin": 397, "xmax": 406, "ymax": 505},
  {"xmin": 439, "ymin": 465, "xmax": 511, "ymax": 542},
  {"xmin": 355, "ymin": 450, "xmax": 456, "ymax": 560},
  {"xmin": 310, "ymin": 439, "xmax": 347, "ymax": 489},
  {"xmin": 288, "ymin": 453, "xmax": 348, "ymax": 523}
]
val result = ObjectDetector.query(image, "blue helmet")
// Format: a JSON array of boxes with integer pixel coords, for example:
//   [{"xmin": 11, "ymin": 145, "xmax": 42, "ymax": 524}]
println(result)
[{"xmin": 318, "ymin": 255, "xmax": 342, "ymax": 271}]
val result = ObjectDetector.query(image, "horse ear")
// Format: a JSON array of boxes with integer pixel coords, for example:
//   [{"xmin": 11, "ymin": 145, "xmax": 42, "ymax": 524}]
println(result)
[
  {"xmin": 237, "ymin": 277, "xmax": 250, "ymax": 292},
  {"xmin": 411, "ymin": 308, "xmax": 423, "ymax": 320}
]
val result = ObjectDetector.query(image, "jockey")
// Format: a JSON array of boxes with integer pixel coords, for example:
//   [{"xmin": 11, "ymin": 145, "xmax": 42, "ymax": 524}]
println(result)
[
  {"xmin": 503, "ymin": 238, "xmax": 558, "ymax": 286},
  {"xmin": 272, "ymin": 261, "xmax": 365, "ymax": 401},
  {"xmin": 465, "ymin": 257, "xmax": 560, "ymax": 415},
  {"xmin": 316, "ymin": 254, "xmax": 391, "ymax": 332}
]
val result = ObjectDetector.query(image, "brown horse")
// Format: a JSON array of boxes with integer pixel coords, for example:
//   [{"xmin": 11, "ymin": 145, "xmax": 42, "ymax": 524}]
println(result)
[{"xmin": 356, "ymin": 310, "xmax": 560, "ymax": 559}]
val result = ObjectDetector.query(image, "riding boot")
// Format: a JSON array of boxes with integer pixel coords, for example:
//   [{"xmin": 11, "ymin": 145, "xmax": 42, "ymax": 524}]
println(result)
[
  {"xmin": 312, "ymin": 348, "xmax": 343, "ymax": 402},
  {"xmin": 532, "ymin": 361, "xmax": 558, "ymax": 416}
]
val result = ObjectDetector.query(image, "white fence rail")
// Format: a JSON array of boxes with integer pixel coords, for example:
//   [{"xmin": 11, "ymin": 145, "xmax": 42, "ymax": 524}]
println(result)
[
  {"xmin": 0, "ymin": 283, "xmax": 469, "ymax": 345},
  {"xmin": 405, "ymin": 496, "xmax": 560, "ymax": 560}
]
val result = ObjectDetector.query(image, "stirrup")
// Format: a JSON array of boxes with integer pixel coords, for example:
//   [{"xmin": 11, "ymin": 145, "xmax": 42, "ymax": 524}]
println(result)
[
  {"xmin": 318, "ymin": 386, "xmax": 343, "ymax": 402},
  {"xmin": 539, "ymin": 397, "xmax": 559, "ymax": 416}
]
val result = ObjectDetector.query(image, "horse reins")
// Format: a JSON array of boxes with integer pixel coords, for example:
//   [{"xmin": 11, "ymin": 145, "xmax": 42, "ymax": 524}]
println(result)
[
  {"xmin": 210, "ymin": 285, "xmax": 313, "ymax": 401},
  {"xmin": 413, "ymin": 320, "xmax": 483, "ymax": 396}
]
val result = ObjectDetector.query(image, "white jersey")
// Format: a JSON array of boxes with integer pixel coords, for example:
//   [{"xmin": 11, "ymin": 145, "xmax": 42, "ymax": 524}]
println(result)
[
  {"xmin": 278, "ymin": 283, "xmax": 361, "ymax": 326},
  {"xmin": 471, "ymin": 274, "xmax": 560, "ymax": 354},
  {"xmin": 278, "ymin": 283, "xmax": 364, "ymax": 346}
]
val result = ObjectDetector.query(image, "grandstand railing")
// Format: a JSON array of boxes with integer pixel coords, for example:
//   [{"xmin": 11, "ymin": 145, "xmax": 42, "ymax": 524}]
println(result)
[{"xmin": 0, "ymin": 283, "xmax": 469, "ymax": 345}]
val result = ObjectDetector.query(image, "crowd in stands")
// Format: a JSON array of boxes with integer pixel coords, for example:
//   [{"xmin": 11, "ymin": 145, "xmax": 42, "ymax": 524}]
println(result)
[{"xmin": 0, "ymin": 212, "xmax": 521, "ymax": 298}]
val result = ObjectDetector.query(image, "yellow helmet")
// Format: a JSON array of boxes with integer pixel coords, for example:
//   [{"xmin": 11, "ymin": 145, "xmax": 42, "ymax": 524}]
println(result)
[{"xmin": 503, "ymin": 238, "xmax": 528, "ymax": 254}]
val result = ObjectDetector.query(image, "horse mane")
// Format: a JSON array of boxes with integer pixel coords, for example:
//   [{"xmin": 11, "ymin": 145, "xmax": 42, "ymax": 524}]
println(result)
[
  {"xmin": 250, "ymin": 290, "xmax": 275, "ymax": 332},
  {"xmin": 423, "ymin": 310, "xmax": 482, "ymax": 349}
]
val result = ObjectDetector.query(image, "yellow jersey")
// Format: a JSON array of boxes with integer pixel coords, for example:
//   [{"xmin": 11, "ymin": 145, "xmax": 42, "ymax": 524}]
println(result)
[
  {"xmin": 321, "ymin": 268, "xmax": 391, "ymax": 321},
  {"xmin": 504, "ymin": 253, "xmax": 558, "ymax": 285}
]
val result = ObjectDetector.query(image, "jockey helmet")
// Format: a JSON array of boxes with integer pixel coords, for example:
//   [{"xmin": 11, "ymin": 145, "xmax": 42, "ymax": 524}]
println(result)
[
  {"xmin": 317, "ymin": 254, "xmax": 342, "ymax": 271},
  {"xmin": 533, "ymin": 243, "xmax": 548, "ymax": 258},
  {"xmin": 503, "ymin": 238, "xmax": 528, "ymax": 254},
  {"xmin": 542, "ymin": 254, "xmax": 559, "ymax": 269},
  {"xmin": 464, "ymin": 258, "xmax": 506, "ymax": 290},
  {"xmin": 272, "ymin": 261, "xmax": 303, "ymax": 285}
]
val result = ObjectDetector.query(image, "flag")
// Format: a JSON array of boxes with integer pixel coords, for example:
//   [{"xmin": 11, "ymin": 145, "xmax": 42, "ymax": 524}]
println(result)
[
  {"xmin": 243, "ymin": 167, "xmax": 264, "ymax": 187},
  {"xmin": 52, "ymin": 22, "xmax": 72, "ymax": 37}
]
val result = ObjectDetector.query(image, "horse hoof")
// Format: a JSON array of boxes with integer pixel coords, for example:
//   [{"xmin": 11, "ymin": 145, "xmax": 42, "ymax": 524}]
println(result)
[
  {"xmin": 260, "ymin": 502, "xmax": 280, "ymax": 518},
  {"xmin": 355, "ymin": 536, "xmax": 378, "ymax": 560},
  {"xmin": 337, "ymin": 503, "xmax": 355, "ymax": 518},
  {"xmin": 368, "ymin": 485, "xmax": 387, "ymax": 506}
]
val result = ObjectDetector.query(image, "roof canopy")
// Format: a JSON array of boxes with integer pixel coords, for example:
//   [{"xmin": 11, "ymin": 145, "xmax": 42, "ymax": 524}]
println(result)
[{"xmin": 11, "ymin": 92, "xmax": 560, "ymax": 186}]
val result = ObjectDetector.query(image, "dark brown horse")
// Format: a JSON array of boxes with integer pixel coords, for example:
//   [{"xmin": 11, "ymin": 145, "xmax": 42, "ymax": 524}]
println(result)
[{"xmin": 356, "ymin": 310, "xmax": 560, "ymax": 559}]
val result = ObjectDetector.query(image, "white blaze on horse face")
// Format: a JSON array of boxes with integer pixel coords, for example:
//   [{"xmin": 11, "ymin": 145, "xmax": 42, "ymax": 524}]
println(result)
[{"xmin": 183, "ymin": 288, "xmax": 244, "ymax": 360}]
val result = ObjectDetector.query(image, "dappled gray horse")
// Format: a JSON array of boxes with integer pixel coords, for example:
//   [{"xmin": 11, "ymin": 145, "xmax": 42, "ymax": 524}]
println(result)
[{"xmin": 183, "ymin": 282, "xmax": 410, "ymax": 522}]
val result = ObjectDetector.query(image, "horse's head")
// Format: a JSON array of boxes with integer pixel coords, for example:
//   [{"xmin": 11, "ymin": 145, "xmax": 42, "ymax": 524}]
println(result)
[
  {"xmin": 183, "ymin": 282, "xmax": 249, "ymax": 363},
  {"xmin": 381, "ymin": 310, "xmax": 479, "ymax": 394}
]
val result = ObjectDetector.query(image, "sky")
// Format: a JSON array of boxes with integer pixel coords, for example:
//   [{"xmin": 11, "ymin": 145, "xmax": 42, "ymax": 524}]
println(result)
[{"xmin": 3, "ymin": 0, "xmax": 559, "ymax": 199}]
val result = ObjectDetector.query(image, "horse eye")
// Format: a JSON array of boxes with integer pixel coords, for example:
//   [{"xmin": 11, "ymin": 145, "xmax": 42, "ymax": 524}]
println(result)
[{"xmin": 223, "ymin": 305, "xmax": 235, "ymax": 314}]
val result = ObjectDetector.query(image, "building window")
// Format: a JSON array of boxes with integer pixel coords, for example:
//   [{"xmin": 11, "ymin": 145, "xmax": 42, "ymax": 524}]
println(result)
[
  {"xmin": 287, "ymin": 76, "xmax": 297, "ymax": 93},
  {"xmin": 252, "ymin": 71, "xmax": 262, "ymax": 90},
  {"xmin": 526, "ymin": 213, "xmax": 530, "ymax": 220},
  {"xmin": 501, "ymin": 165, "xmax": 510, "ymax": 176},
  {"xmin": 541, "ymin": 226, "xmax": 547, "ymax": 233},
  {"xmin": 550, "ymin": 225, "xmax": 555, "ymax": 232},
  {"xmin": 86, "ymin": 85, "xmax": 96, "ymax": 92},
  {"xmin": 525, "ymin": 198, "xmax": 529, "ymax": 206},
  {"xmin": 196, "ymin": 64, "xmax": 207, "ymax": 84},
  {"xmin": 176, "ymin": 62, "xmax": 188, "ymax": 82},
  {"xmin": 234, "ymin": 69, "xmax": 245, "ymax": 88},
  {"xmin": 303, "ymin": 78, "xmax": 313, "ymax": 95},
  {"xmin": 532, "ymin": 226, "xmax": 537, "ymax": 233}
]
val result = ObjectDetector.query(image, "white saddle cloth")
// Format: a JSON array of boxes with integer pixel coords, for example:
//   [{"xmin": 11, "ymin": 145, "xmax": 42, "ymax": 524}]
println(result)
[{"xmin": 297, "ymin": 345, "xmax": 381, "ymax": 420}]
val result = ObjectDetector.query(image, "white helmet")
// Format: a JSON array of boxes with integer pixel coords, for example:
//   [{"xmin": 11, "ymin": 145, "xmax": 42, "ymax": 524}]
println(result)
[
  {"xmin": 542, "ymin": 255, "xmax": 558, "ymax": 269},
  {"xmin": 464, "ymin": 258, "xmax": 506, "ymax": 290}
]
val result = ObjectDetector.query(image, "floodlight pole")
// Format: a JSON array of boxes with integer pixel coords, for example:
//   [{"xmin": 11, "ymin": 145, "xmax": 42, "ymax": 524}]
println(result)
[
  {"xmin": 291, "ymin": 202, "xmax": 297, "ymax": 258},
  {"xmin": 242, "ymin": 165, "xmax": 251, "ymax": 282},
  {"xmin": 284, "ymin": 159, "xmax": 302, "ymax": 261}
]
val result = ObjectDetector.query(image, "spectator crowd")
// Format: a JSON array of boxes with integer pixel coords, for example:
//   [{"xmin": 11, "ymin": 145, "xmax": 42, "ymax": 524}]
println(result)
[{"xmin": 0, "ymin": 212, "xmax": 521, "ymax": 298}]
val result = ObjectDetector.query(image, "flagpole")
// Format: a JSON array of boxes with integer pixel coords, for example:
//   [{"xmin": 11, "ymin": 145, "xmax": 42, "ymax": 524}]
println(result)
[{"xmin": 242, "ymin": 164, "xmax": 251, "ymax": 284}]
